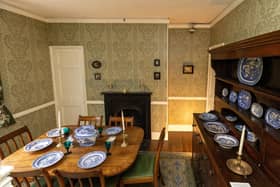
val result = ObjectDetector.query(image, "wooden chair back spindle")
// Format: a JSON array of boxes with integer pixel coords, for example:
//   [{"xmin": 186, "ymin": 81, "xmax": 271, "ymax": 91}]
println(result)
[
  {"xmin": 54, "ymin": 169, "xmax": 105, "ymax": 187},
  {"xmin": 77, "ymin": 115, "xmax": 103, "ymax": 127},
  {"xmin": 108, "ymin": 116, "xmax": 134, "ymax": 127},
  {"xmin": 0, "ymin": 126, "xmax": 33, "ymax": 159}
]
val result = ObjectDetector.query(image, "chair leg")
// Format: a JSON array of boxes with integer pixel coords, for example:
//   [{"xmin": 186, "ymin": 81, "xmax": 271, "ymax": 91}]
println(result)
[
  {"xmin": 159, "ymin": 173, "xmax": 165, "ymax": 186},
  {"xmin": 119, "ymin": 180, "xmax": 125, "ymax": 187}
]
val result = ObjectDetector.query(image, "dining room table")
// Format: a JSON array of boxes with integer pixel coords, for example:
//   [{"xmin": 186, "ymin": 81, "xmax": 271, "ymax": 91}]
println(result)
[{"xmin": 1, "ymin": 126, "xmax": 144, "ymax": 177}]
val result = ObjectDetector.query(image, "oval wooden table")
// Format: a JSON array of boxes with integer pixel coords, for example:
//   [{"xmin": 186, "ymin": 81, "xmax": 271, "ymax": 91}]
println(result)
[{"xmin": 1, "ymin": 126, "xmax": 144, "ymax": 177}]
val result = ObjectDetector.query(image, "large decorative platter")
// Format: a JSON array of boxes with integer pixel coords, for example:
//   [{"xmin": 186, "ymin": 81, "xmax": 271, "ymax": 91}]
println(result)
[
  {"xmin": 104, "ymin": 127, "xmax": 122, "ymax": 135},
  {"xmin": 237, "ymin": 90, "xmax": 252, "ymax": 110},
  {"xmin": 24, "ymin": 138, "xmax": 53, "ymax": 152},
  {"xmin": 214, "ymin": 134, "xmax": 239, "ymax": 149},
  {"xmin": 250, "ymin": 102, "xmax": 264, "ymax": 118},
  {"xmin": 78, "ymin": 151, "xmax": 106, "ymax": 169},
  {"xmin": 203, "ymin": 122, "xmax": 229, "ymax": 134},
  {"xmin": 237, "ymin": 57, "xmax": 263, "ymax": 86},
  {"xmin": 198, "ymin": 113, "xmax": 218, "ymax": 122},
  {"xmin": 74, "ymin": 125, "xmax": 98, "ymax": 137},
  {"xmin": 32, "ymin": 151, "xmax": 64, "ymax": 169},
  {"xmin": 265, "ymin": 108, "xmax": 280, "ymax": 129}
]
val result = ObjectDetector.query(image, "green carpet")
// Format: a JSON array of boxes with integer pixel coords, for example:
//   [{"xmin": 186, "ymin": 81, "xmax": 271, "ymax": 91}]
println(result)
[{"xmin": 126, "ymin": 152, "xmax": 196, "ymax": 187}]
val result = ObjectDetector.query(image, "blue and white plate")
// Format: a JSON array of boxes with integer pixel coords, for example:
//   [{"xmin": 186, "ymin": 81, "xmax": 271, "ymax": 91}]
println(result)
[
  {"xmin": 104, "ymin": 127, "xmax": 122, "ymax": 135},
  {"xmin": 237, "ymin": 57, "xmax": 263, "ymax": 86},
  {"xmin": 78, "ymin": 151, "xmax": 106, "ymax": 169},
  {"xmin": 225, "ymin": 115, "xmax": 238, "ymax": 122},
  {"xmin": 229, "ymin": 90, "xmax": 238, "ymax": 103},
  {"xmin": 32, "ymin": 151, "xmax": 64, "ymax": 169},
  {"xmin": 24, "ymin": 138, "xmax": 53, "ymax": 152},
  {"xmin": 265, "ymin": 108, "xmax": 280, "ymax": 129},
  {"xmin": 250, "ymin": 102, "xmax": 264, "ymax": 118},
  {"xmin": 237, "ymin": 90, "xmax": 252, "ymax": 110},
  {"xmin": 199, "ymin": 113, "xmax": 218, "ymax": 122},
  {"xmin": 46, "ymin": 127, "xmax": 67, "ymax": 138},
  {"xmin": 203, "ymin": 122, "xmax": 229, "ymax": 134},
  {"xmin": 74, "ymin": 125, "xmax": 98, "ymax": 137},
  {"xmin": 214, "ymin": 134, "xmax": 239, "ymax": 149},
  {"xmin": 222, "ymin": 88, "xmax": 229, "ymax": 97}
]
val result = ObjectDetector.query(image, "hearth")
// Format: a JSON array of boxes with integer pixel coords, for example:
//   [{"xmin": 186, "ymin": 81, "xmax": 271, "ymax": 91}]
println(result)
[{"xmin": 102, "ymin": 92, "xmax": 151, "ymax": 142}]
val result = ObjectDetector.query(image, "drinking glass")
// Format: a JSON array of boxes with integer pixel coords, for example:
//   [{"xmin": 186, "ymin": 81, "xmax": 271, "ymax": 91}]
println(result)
[
  {"xmin": 98, "ymin": 127, "xmax": 103, "ymax": 137},
  {"xmin": 105, "ymin": 141, "xmax": 111, "ymax": 156},
  {"xmin": 63, "ymin": 140, "xmax": 72, "ymax": 155}
]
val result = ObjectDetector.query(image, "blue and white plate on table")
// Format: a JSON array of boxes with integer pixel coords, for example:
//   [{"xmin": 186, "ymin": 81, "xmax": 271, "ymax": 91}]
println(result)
[
  {"xmin": 237, "ymin": 90, "xmax": 252, "ymax": 110},
  {"xmin": 222, "ymin": 88, "xmax": 229, "ymax": 97},
  {"xmin": 229, "ymin": 90, "xmax": 238, "ymax": 103},
  {"xmin": 104, "ymin": 127, "xmax": 122, "ymax": 135},
  {"xmin": 78, "ymin": 151, "xmax": 106, "ymax": 169},
  {"xmin": 199, "ymin": 113, "xmax": 218, "ymax": 122},
  {"xmin": 32, "ymin": 151, "xmax": 64, "ymax": 169},
  {"xmin": 250, "ymin": 102, "xmax": 264, "ymax": 118},
  {"xmin": 214, "ymin": 134, "xmax": 239, "ymax": 149},
  {"xmin": 203, "ymin": 122, "xmax": 229, "ymax": 134},
  {"xmin": 46, "ymin": 127, "xmax": 67, "ymax": 138},
  {"xmin": 24, "ymin": 138, "xmax": 53, "ymax": 152},
  {"xmin": 237, "ymin": 57, "xmax": 263, "ymax": 86},
  {"xmin": 265, "ymin": 108, "xmax": 280, "ymax": 129},
  {"xmin": 225, "ymin": 115, "xmax": 238, "ymax": 122}
]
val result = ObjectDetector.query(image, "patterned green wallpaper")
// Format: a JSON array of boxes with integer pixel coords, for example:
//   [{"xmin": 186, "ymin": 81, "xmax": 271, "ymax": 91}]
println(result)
[
  {"xmin": 211, "ymin": 0, "xmax": 280, "ymax": 45},
  {"xmin": 168, "ymin": 29, "xmax": 210, "ymax": 124},
  {"xmin": 0, "ymin": 9, "xmax": 55, "ymax": 136},
  {"xmin": 48, "ymin": 23, "xmax": 167, "ymax": 101}
]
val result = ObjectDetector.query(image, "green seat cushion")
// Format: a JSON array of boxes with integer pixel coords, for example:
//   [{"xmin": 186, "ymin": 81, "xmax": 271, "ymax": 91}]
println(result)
[{"xmin": 122, "ymin": 151, "xmax": 155, "ymax": 180}]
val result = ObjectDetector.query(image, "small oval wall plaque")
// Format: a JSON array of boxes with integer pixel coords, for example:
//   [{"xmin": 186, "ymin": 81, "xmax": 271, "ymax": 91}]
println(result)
[{"xmin": 91, "ymin": 60, "xmax": 102, "ymax": 69}]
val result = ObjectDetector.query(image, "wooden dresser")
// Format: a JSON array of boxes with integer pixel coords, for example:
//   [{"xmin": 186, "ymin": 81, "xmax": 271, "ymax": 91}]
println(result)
[{"xmin": 192, "ymin": 30, "xmax": 280, "ymax": 187}]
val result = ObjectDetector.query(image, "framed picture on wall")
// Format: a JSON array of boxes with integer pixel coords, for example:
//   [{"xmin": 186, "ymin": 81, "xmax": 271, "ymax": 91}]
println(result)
[
  {"xmin": 154, "ymin": 59, "xmax": 160, "ymax": 66},
  {"xmin": 183, "ymin": 65, "xmax": 194, "ymax": 74},
  {"xmin": 94, "ymin": 73, "xmax": 101, "ymax": 80},
  {"xmin": 154, "ymin": 72, "xmax": 161, "ymax": 80}
]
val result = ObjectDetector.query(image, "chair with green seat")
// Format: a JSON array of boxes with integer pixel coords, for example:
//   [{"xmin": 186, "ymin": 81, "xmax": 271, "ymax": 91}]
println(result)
[
  {"xmin": 120, "ymin": 127, "xmax": 166, "ymax": 187},
  {"xmin": 54, "ymin": 169, "xmax": 119, "ymax": 187},
  {"xmin": 10, "ymin": 168, "xmax": 53, "ymax": 187}
]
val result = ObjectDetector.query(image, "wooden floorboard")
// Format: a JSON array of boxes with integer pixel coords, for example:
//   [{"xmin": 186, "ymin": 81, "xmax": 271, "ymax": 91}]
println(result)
[{"xmin": 148, "ymin": 131, "xmax": 192, "ymax": 152}]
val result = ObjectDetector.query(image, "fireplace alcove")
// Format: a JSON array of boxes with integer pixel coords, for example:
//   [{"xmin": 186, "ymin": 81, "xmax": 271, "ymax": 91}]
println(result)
[{"xmin": 102, "ymin": 92, "xmax": 151, "ymax": 142}]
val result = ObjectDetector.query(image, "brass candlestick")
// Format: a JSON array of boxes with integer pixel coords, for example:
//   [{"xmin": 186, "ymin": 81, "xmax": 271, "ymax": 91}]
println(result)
[
  {"xmin": 121, "ymin": 133, "xmax": 128, "ymax": 147},
  {"xmin": 56, "ymin": 130, "xmax": 63, "ymax": 147},
  {"xmin": 226, "ymin": 154, "xmax": 253, "ymax": 177}
]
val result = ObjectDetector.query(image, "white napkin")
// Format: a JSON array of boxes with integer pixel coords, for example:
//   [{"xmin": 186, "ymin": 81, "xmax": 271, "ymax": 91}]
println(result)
[
  {"xmin": 0, "ymin": 166, "xmax": 14, "ymax": 181},
  {"xmin": 107, "ymin": 136, "xmax": 116, "ymax": 142},
  {"xmin": 230, "ymin": 182, "xmax": 251, "ymax": 187}
]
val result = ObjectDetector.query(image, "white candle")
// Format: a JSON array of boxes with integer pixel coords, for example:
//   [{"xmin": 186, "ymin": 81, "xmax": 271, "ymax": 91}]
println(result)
[
  {"xmin": 121, "ymin": 110, "xmax": 125, "ymax": 131},
  {"xmin": 238, "ymin": 125, "xmax": 246, "ymax": 155},
  {"xmin": 58, "ymin": 110, "xmax": 61, "ymax": 130}
]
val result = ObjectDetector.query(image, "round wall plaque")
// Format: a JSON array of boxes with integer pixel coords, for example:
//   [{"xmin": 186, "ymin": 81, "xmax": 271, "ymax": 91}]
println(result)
[{"xmin": 91, "ymin": 60, "xmax": 102, "ymax": 69}]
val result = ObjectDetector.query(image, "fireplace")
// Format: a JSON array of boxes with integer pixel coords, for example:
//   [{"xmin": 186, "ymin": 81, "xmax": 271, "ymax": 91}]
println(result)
[{"xmin": 102, "ymin": 92, "xmax": 151, "ymax": 140}]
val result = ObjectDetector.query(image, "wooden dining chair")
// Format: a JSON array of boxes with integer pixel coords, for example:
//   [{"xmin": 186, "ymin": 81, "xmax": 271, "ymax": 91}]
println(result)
[
  {"xmin": 119, "ymin": 127, "xmax": 166, "ymax": 187},
  {"xmin": 54, "ymin": 169, "xmax": 119, "ymax": 187},
  {"xmin": 10, "ymin": 168, "xmax": 53, "ymax": 187},
  {"xmin": 0, "ymin": 125, "xmax": 33, "ymax": 159},
  {"xmin": 77, "ymin": 115, "xmax": 103, "ymax": 127},
  {"xmin": 108, "ymin": 116, "xmax": 134, "ymax": 127}
]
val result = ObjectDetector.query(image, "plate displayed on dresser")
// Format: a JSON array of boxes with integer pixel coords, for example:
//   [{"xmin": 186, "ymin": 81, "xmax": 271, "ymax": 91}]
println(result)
[
  {"xmin": 32, "ymin": 151, "xmax": 64, "ymax": 169},
  {"xmin": 229, "ymin": 90, "xmax": 238, "ymax": 103},
  {"xmin": 265, "ymin": 108, "xmax": 280, "ymax": 129},
  {"xmin": 24, "ymin": 138, "xmax": 53, "ymax": 152},
  {"xmin": 214, "ymin": 134, "xmax": 239, "ymax": 149},
  {"xmin": 198, "ymin": 113, "xmax": 218, "ymax": 122},
  {"xmin": 225, "ymin": 115, "xmax": 238, "ymax": 122},
  {"xmin": 203, "ymin": 122, "xmax": 229, "ymax": 134},
  {"xmin": 237, "ymin": 57, "xmax": 263, "ymax": 86},
  {"xmin": 237, "ymin": 90, "xmax": 252, "ymax": 110},
  {"xmin": 104, "ymin": 127, "xmax": 122, "ymax": 135},
  {"xmin": 250, "ymin": 102, "xmax": 264, "ymax": 118},
  {"xmin": 78, "ymin": 151, "xmax": 106, "ymax": 169}
]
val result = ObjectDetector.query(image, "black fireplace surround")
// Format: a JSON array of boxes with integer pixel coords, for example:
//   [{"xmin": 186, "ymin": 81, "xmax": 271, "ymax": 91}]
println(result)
[{"xmin": 102, "ymin": 92, "xmax": 151, "ymax": 140}]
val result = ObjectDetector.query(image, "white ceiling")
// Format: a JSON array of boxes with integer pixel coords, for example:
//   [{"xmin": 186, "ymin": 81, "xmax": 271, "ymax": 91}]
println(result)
[{"xmin": 0, "ymin": 0, "xmax": 238, "ymax": 24}]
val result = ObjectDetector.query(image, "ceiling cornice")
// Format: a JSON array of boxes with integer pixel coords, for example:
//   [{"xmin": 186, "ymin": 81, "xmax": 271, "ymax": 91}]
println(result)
[{"xmin": 0, "ymin": 0, "xmax": 245, "ymax": 27}]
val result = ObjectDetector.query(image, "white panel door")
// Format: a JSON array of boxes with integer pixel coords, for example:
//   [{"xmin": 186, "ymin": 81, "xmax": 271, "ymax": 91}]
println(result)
[{"xmin": 50, "ymin": 46, "xmax": 87, "ymax": 126}]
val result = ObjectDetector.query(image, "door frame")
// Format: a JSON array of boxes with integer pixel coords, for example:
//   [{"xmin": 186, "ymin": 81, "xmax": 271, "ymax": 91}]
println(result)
[{"xmin": 49, "ymin": 46, "xmax": 88, "ymax": 125}]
